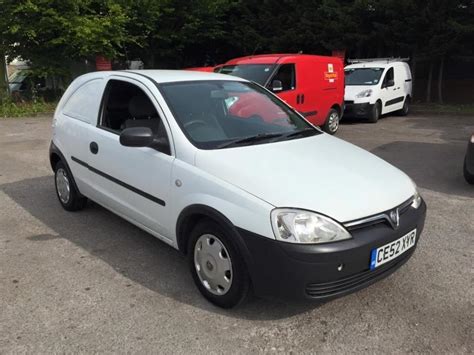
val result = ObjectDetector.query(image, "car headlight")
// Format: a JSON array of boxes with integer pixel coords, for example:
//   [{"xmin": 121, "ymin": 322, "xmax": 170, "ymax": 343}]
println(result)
[
  {"xmin": 356, "ymin": 89, "xmax": 372, "ymax": 98},
  {"xmin": 411, "ymin": 190, "xmax": 422, "ymax": 209},
  {"xmin": 271, "ymin": 209, "xmax": 352, "ymax": 244}
]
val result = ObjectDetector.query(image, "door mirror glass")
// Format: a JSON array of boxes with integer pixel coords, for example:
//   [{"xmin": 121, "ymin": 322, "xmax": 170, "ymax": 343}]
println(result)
[
  {"xmin": 271, "ymin": 80, "xmax": 283, "ymax": 92},
  {"xmin": 119, "ymin": 127, "xmax": 154, "ymax": 147}
]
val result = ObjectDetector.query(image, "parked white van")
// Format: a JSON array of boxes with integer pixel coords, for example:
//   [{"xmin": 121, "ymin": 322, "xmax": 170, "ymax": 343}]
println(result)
[
  {"xmin": 50, "ymin": 70, "xmax": 426, "ymax": 308},
  {"xmin": 344, "ymin": 59, "xmax": 412, "ymax": 122}
]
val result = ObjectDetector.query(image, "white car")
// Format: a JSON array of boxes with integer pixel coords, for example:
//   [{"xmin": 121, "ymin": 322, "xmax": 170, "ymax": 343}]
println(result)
[
  {"xmin": 344, "ymin": 59, "xmax": 412, "ymax": 122},
  {"xmin": 50, "ymin": 70, "xmax": 426, "ymax": 308}
]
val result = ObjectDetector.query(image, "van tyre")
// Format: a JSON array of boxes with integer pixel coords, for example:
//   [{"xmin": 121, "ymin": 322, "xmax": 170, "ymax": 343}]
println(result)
[
  {"xmin": 368, "ymin": 101, "xmax": 381, "ymax": 123},
  {"xmin": 322, "ymin": 108, "xmax": 340, "ymax": 135},
  {"xmin": 464, "ymin": 158, "xmax": 474, "ymax": 185},
  {"xmin": 188, "ymin": 220, "xmax": 250, "ymax": 308},
  {"xmin": 54, "ymin": 161, "xmax": 87, "ymax": 211},
  {"xmin": 398, "ymin": 97, "xmax": 410, "ymax": 116}
]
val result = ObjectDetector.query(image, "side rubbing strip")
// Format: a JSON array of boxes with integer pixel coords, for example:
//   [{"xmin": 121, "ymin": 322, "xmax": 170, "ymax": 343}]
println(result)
[
  {"xmin": 301, "ymin": 111, "xmax": 318, "ymax": 117},
  {"xmin": 385, "ymin": 96, "xmax": 405, "ymax": 107},
  {"xmin": 71, "ymin": 156, "xmax": 166, "ymax": 206}
]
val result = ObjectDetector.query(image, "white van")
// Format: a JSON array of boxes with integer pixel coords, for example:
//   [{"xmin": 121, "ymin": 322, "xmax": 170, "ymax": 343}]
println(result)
[
  {"xmin": 344, "ymin": 59, "xmax": 412, "ymax": 122},
  {"xmin": 49, "ymin": 70, "xmax": 426, "ymax": 308}
]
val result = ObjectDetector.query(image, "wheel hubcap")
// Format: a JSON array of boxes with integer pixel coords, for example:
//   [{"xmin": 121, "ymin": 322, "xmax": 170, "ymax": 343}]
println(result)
[
  {"xmin": 328, "ymin": 112, "xmax": 339, "ymax": 133},
  {"xmin": 194, "ymin": 234, "xmax": 232, "ymax": 295},
  {"xmin": 55, "ymin": 168, "xmax": 70, "ymax": 204}
]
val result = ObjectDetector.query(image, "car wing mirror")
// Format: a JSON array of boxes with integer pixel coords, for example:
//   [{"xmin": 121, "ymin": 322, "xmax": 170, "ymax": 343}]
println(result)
[
  {"xmin": 119, "ymin": 127, "xmax": 154, "ymax": 147},
  {"xmin": 271, "ymin": 80, "xmax": 283, "ymax": 92},
  {"xmin": 150, "ymin": 136, "xmax": 171, "ymax": 155}
]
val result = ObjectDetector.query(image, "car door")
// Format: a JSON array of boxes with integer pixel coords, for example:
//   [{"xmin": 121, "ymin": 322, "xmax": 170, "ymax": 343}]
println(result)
[
  {"xmin": 380, "ymin": 67, "xmax": 403, "ymax": 114},
  {"xmin": 267, "ymin": 63, "xmax": 298, "ymax": 108},
  {"xmin": 86, "ymin": 76, "xmax": 174, "ymax": 241}
]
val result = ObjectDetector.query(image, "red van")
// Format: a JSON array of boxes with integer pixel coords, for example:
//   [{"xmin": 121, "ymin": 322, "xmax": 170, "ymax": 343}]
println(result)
[{"xmin": 217, "ymin": 54, "xmax": 344, "ymax": 134}]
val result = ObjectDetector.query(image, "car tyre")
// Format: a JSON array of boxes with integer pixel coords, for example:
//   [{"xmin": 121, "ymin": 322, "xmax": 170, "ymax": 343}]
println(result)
[
  {"xmin": 54, "ymin": 161, "xmax": 87, "ymax": 211},
  {"xmin": 464, "ymin": 157, "xmax": 474, "ymax": 185},
  {"xmin": 368, "ymin": 101, "xmax": 381, "ymax": 123},
  {"xmin": 398, "ymin": 97, "xmax": 410, "ymax": 116},
  {"xmin": 188, "ymin": 220, "xmax": 250, "ymax": 308},
  {"xmin": 322, "ymin": 108, "xmax": 340, "ymax": 135}
]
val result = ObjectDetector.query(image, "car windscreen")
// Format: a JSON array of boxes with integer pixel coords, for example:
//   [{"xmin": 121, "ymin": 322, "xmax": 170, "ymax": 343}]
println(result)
[
  {"xmin": 345, "ymin": 67, "xmax": 384, "ymax": 85},
  {"xmin": 216, "ymin": 65, "xmax": 276, "ymax": 85},
  {"xmin": 159, "ymin": 80, "xmax": 319, "ymax": 150}
]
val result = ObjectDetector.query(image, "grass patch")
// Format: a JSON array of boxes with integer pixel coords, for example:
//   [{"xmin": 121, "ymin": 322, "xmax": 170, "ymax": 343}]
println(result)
[
  {"xmin": 412, "ymin": 103, "xmax": 474, "ymax": 115},
  {"xmin": 0, "ymin": 100, "xmax": 57, "ymax": 118}
]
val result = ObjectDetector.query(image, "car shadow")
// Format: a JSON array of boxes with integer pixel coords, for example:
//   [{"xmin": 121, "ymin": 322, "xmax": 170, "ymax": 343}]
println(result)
[
  {"xmin": 370, "ymin": 141, "xmax": 474, "ymax": 198},
  {"xmin": 0, "ymin": 176, "xmax": 318, "ymax": 320}
]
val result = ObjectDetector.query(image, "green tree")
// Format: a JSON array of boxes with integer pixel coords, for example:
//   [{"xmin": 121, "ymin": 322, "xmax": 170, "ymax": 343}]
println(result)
[{"xmin": 0, "ymin": 0, "xmax": 131, "ymax": 79}]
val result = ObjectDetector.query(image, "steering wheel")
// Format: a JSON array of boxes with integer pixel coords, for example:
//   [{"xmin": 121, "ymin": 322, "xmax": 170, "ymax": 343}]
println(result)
[{"xmin": 184, "ymin": 120, "xmax": 208, "ymax": 129}]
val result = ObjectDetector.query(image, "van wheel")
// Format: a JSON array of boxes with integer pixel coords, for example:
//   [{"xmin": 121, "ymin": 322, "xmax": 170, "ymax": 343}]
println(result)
[
  {"xmin": 464, "ymin": 158, "xmax": 474, "ymax": 185},
  {"xmin": 398, "ymin": 97, "xmax": 410, "ymax": 116},
  {"xmin": 188, "ymin": 220, "xmax": 250, "ymax": 308},
  {"xmin": 322, "ymin": 108, "xmax": 340, "ymax": 135},
  {"xmin": 54, "ymin": 161, "xmax": 87, "ymax": 211},
  {"xmin": 368, "ymin": 101, "xmax": 381, "ymax": 123}
]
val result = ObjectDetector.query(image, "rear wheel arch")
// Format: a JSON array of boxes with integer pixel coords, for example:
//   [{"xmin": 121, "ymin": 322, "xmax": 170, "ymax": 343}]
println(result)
[
  {"xmin": 49, "ymin": 143, "xmax": 83, "ymax": 197},
  {"xmin": 331, "ymin": 104, "xmax": 342, "ymax": 117},
  {"xmin": 50, "ymin": 152, "xmax": 61, "ymax": 171}
]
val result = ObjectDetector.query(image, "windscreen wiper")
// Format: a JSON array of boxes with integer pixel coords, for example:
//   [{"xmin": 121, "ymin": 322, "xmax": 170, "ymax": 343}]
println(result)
[
  {"xmin": 276, "ymin": 128, "xmax": 319, "ymax": 141},
  {"xmin": 217, "ymin": 132, "xmax": 284, "ymax": 148}
]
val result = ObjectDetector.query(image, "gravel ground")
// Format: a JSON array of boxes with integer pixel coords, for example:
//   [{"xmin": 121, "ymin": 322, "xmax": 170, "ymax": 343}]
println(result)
[{"xmin": 0, "ymin": 113, "xmax": 473, "ymax": 354}]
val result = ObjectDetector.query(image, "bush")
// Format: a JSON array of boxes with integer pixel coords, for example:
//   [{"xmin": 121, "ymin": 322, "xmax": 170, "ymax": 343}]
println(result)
[{"xmin": 0, "ymin": 99, "xmax": 57, "ymax": 118}]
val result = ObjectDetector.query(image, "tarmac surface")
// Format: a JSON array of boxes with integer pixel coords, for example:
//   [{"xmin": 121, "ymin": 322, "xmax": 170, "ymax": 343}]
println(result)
[{"xmin": 0, "ymin": 112, "xmax": 473, "ymax": 353}]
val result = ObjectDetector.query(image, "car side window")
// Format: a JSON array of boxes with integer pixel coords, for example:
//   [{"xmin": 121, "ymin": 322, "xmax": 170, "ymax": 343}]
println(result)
[
  {"xmin": 270, "ymin": 64, "xmax": 296, "ymax": 91},
  {"xmin": 63, "ymin": 79, "xmax": 103, "ymax": 124},
  {"xmin": 99, "ymin": 80, "xmax": 169, "ymax": 142},
  {"xmin": 382, "ymin": 67, "xmax": 394, "ymax": 87}
]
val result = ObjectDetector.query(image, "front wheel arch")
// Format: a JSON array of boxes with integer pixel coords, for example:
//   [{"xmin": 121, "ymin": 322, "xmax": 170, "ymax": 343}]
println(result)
[
  {"xmin": 176, "ymin": 205, "xmax": 256, "ymax": 292},
  {"xmin": 176, "ymin": 205, "xmax": 250, "ymax": 257}
]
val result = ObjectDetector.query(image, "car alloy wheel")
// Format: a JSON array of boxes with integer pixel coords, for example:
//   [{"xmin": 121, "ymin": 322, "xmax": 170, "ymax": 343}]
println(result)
[
  {"xmin": 194, "ymin": 234, "xmax": 233, "ymax": 295},
  {"xmin": 328, "ymin": 111, "xmax": 340, "ymax": 133}
]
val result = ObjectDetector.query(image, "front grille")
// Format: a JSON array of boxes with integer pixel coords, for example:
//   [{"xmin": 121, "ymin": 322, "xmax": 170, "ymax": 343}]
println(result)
[
  {"xmin": 344, "ymin": 100, "xmax": 354, "ymax": 105},
  {"xmin": 305, "ymin": 250, "xmax": 413, "ymax": 298},
  {"xmin": 344, "ymin": 197, "xmax": 414, "ymax": 231}
]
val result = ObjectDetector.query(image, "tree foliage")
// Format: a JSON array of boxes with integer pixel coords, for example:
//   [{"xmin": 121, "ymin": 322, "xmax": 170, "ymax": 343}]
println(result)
[{"xmin": 0, "ymin": 0, "xmax": 472, "ymax": 98}]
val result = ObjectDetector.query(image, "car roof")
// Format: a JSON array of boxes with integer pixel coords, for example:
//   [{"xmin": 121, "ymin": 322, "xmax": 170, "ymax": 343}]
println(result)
[{"xmin": 345, "ymin": 61, "xmax": 406, "ymax": 70}]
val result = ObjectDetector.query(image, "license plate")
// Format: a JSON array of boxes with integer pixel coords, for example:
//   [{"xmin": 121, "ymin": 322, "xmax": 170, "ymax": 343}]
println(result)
[{"xmin": 370, "ymin": 229, "xmax": 417, "ymax": 270}]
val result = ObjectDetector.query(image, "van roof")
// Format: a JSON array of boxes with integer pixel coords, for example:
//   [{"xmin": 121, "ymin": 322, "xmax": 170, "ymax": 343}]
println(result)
[
  {"xmin": 345, "ymin": 61, "xmax": 407, "ymax": 70},
  {"xmin": 76, "ymin": 70, "xmax": 247, "ymax": 84},
  {"xmin": 225, "ymin": 53, "xmax": 339, "ymax": 65}
]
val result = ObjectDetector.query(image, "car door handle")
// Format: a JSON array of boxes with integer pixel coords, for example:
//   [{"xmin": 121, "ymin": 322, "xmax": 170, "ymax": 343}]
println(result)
[
  {"xmin": 297, "ymin": 94, "xmax": 300, "ymax": 104},
  {"xmin": 90, "ymin": 142, "xmax": 99, "ymax": 154}
]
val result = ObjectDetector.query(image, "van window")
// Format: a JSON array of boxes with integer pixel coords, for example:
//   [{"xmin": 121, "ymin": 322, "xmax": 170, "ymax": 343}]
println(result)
[
  {"xmin": 63, "ymin": 79, "xmax": 103, "ymax": 124},
  {"xmin": 270, "ymin": 64, "xmax": 296, "ymax": 91},
  {"xmin": 217, "ymin": 64, "xmax": 276, "ymax": 85},
  {"xmin": 345, "ymin": 68, "xmax": 383, "ymax": 85},
  {"xmin": 99, "ymin": 80, "xmax": 169, "ymax": 146},
  {"xmin": 382, "ymin": 68, "xmax": 394, "ymax": 87}
]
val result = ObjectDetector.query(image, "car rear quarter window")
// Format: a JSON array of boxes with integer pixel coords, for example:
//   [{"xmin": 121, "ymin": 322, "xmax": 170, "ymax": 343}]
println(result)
[{"xmin": 62, "ymin": 79, "xmax": 103, "ymax": 124}]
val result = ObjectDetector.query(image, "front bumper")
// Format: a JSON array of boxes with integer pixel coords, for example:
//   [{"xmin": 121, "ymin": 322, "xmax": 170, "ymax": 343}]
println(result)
[
  {"xmin": 344, "ymin": 101, "xmax": 373, "ymax": 118},
  {"xmin": 238, "ymin": 200, "xmax": 426, "ymax": 303}
]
